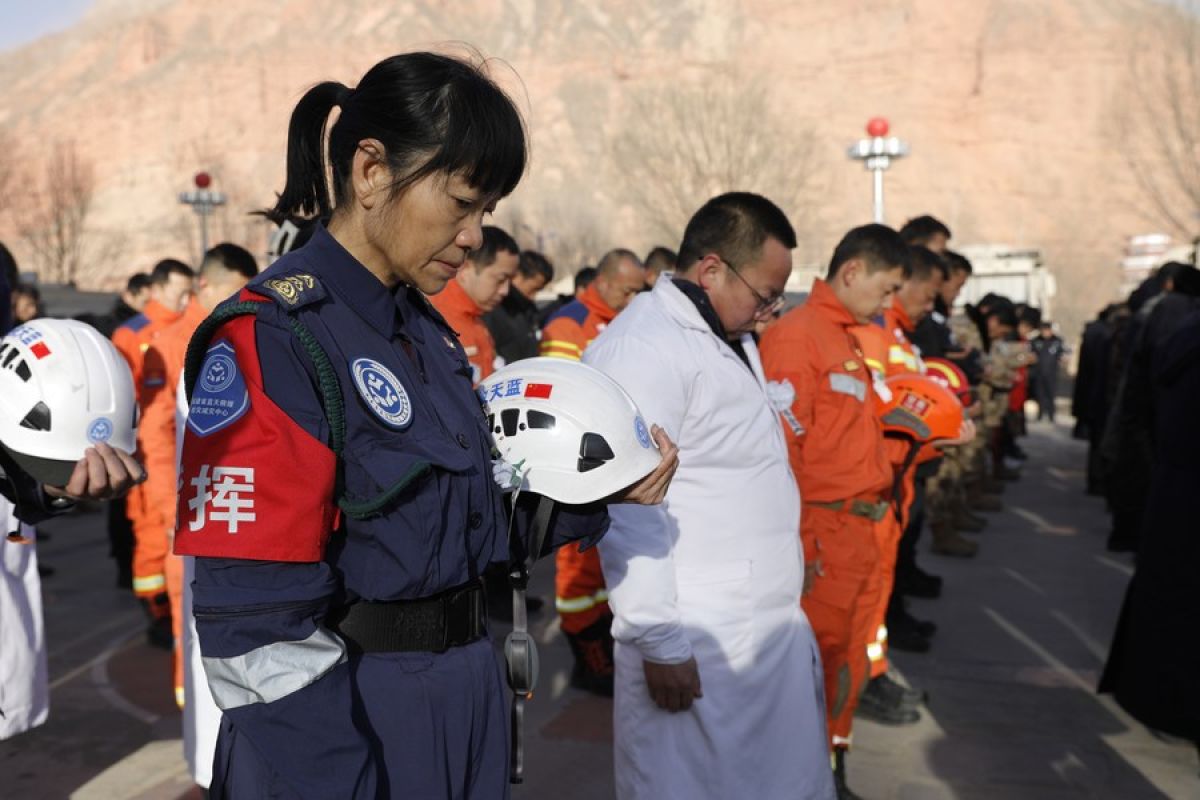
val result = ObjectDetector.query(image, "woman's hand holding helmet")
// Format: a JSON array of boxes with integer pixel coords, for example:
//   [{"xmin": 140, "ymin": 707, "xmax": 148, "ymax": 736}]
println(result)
[
  {"xmin": 43, "ymin": 443, "xmax": 146, "ymax": 502},
  {"xmin": 610, "ymin": 425, "xmax": 679, "ymax": 506}
]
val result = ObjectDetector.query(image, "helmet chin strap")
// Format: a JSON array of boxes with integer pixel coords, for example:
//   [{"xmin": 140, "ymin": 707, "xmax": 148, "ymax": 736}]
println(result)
[{"xmin": 504, "ymin": 479, "xmax": 555, "ymax": 784}]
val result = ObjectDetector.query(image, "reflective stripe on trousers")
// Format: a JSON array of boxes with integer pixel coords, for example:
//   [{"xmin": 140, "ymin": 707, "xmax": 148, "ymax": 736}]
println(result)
[{"xmin": 555, "ymin": 588, "xmax": 609, "ymax": 614}]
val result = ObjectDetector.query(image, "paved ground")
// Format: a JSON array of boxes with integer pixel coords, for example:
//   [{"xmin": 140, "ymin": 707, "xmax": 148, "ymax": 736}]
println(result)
[{"xmin": 1, "ymin": 414, "xmax": 1196, "ymax": 799}]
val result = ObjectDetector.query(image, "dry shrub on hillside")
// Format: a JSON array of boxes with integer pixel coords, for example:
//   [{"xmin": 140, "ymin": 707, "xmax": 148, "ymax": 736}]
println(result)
[
  {"xmin": 611, "ymin": 74, "xmax": 820, "ymax": 244},
  {"xmin": 1115, "ymin": 0, "xmax": 1200, "ymax": 238}
]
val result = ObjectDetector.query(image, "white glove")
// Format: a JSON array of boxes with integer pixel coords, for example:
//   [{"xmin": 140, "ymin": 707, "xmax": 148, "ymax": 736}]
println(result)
[
  {"xmin": 492, "ymin": 457, "xmax": 528, "ymax": 492},
  {"xmin": 765, "ymin": 379, "xmax": 796, "ymax": 413}
]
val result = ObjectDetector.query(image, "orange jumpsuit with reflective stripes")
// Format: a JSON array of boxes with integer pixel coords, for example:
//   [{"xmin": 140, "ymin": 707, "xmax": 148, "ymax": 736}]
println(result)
[
  {"xmin": 760, "ymin": 279, "xmax": 893, "ymax": 749},
  {"xmin": 112, "ymin": 298, "xmax": 182, "ymax": 602},
  {"xmin": 852, "ymin": 297, "xmax": 927, "ymax": 679},
  {"xmin": 428, "ymin": 279, "xmax": 498, "ymax": 383},
  {"xmin": 540, "ymin": 284, "xmax": 617, "ymax": 634},
  {"xmin": 140, "ymin": 298, "xmax": 206, "ymax": 706}
]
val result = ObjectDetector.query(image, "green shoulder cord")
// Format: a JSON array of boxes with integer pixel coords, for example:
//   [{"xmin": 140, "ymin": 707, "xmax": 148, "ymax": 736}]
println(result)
[
  {"xmin": 505, "ymin": 485, "xmax": 555, "ymax": 784},
  {"xmin": 184, "ymin": 299, "xmax": 436, "ymax": 519}
]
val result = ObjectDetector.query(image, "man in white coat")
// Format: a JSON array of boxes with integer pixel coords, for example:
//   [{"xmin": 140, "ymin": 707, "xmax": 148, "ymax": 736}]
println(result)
[{"xmin": 586, "ymin": 193, "xmax": 834, "ymax": 799}]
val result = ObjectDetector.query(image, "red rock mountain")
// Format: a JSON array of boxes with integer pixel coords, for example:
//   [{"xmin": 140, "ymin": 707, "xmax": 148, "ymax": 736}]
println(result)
[{"xmin": 0, "ymin": 0, "xmax": 1188, "ymax": 335}]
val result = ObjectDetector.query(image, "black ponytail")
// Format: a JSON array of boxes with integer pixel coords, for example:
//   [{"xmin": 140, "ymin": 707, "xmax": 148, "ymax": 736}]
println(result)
[
  {"xmin": 268, "ymin": 53, "xmax": 526, "ymax": 222},
  {"xmin": 272, "ymin": 81, "xmax": 348, "ymax": 220}
]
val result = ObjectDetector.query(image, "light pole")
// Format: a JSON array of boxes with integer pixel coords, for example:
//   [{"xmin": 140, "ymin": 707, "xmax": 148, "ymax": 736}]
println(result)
[
  {"xmin": 846, "ymin": 117, "xmax": 909, "ymax": 224},
  {"xmin": 179, "ymin": 171, "xmax": 226, "ymax": 263}
]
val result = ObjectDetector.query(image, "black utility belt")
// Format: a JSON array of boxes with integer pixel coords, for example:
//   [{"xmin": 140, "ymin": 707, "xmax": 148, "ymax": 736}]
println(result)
[{"xmin": 327, "ymin": 580, "xmax": 487, "ymax": 654}]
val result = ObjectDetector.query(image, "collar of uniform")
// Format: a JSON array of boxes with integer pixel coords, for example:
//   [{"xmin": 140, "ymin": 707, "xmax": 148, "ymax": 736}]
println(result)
[
  {"xmin": 143, "ymin": 298, "xmax": 181, "ymax": 326},
  {"xmin": 179, "ymin": 296, "xmax": 208, "ymax": 329},
  {"xmin": 580, "ymin": 283, "xmax": 617, "ymax": 323},
  {"xmin": 653, "ymin": 276, "xmax": 715, "ymax": 333},
  {"xmin": 434, "ymin": 277, "xmax": 482, "ymax": 320},
  {"xmin": 808, "ymin": 279, "xmax": 858, "ymax": 328},
  {"xmin": 887, "ymin": 296, "xmax": 915, "ymax": 334},
  {"xmin": 300, "ymin": 225, "xmax": 403, "ymax": 338}
]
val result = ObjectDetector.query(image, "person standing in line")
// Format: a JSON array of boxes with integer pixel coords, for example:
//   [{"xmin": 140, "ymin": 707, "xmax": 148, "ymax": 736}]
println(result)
[
  {"xmin": 642, "ymin": 246, "xmax": 676, "ymax": 289},
  {"xmin": 484, "ymin": 249, "xmax": 554, "ymax": 364},
  {"xmin": 589, "ymin": 192, "xmax": 832, "ymax": 799},
  {"xmin": 112, "ymin": 258, "xmax": 194, "ymax": 645},
  {"xmin": 760, "ymin": 224, "xmax": 911, "ymax": 799},
  {"xmin": 428, "ymin": 225, "xmax": 520, "ymax": 383},
  {"xmin": 541, "ymin": 247, "xmax": 646, "ymax": 695},
  {"xmin": 139, "ymin": 244, "xmax": 259, "ymax": 712},
  {"xmin": 173, "ymin": 52, "xmax": 676, "ymax": 798}
]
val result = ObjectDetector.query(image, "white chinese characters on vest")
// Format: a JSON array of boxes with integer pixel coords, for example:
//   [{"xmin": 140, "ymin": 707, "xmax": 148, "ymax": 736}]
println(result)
[{"xmin": 188, "ymin": 465, "xmax": 256, "ymax": 533}]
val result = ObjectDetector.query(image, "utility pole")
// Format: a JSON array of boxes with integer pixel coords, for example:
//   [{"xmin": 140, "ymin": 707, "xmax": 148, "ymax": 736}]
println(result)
[
  {"xmin": 179, "ymin": 171, "xmax": 226, "ymax": 263},
  {"xmin": 847, "ymin": 118, "xmax": 909, "ymax": 223}
]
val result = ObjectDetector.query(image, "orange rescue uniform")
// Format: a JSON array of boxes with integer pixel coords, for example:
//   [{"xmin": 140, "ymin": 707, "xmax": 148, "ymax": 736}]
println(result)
[
  {"xmin": 540, "ymin": 284, "xmax": 617, "ymax": 633},
  {"xmin": 760, "ymin": 279, "xmax": 893, "ymax": 749},
  {"xmin": 112, "ymin": 299, "xmax": 182, "ymax": 601},
  {"xmin": 428, "ymin": 279, "xmax": 498, "ymax": 383},
  {"xmin": 852, "ymin": 297, "xmax": 927, "ymax": 679},
  {"xmin": 140, "ymin": 298, "xmax": 207, "ymax": 706}
]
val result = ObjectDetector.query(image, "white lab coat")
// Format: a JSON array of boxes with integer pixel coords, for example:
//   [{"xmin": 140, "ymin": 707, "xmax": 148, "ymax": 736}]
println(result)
[
  {"xmin": 176, "ymin": 373, "xmax": 222, "ymax": 787},
  {"xmin": 0, "ymin": 496, "xmax": 48, "ymax": 740},
  {"xmin": 586, "ymin": 278, "xmax": 833, "ymax": 800}
]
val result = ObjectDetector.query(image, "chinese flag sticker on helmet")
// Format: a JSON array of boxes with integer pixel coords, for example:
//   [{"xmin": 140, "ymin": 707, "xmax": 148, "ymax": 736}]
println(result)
[{"xmin": 479, "ymin": 358, "xmax": 660, "ymax": 504}]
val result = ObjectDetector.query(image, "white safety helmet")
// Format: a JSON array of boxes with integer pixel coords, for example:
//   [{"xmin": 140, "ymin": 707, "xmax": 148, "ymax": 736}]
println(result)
[
  {"xmin": 0, "ymin": 319, "xmax": 137, "ymax": 486},
  {"xmin": 480, "ymin": 358, "xmax": 660, "ymax": 504}
]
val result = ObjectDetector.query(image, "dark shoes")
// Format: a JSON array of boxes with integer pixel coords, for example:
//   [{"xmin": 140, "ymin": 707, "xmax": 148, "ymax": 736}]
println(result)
[{"xmin": 856, "ymin": 675, "xmax": 921, "ymax": 725}]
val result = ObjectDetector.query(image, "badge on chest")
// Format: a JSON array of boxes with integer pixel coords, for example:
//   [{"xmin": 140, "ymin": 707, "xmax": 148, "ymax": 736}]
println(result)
[{"xmin": 351, "ymin": 357, "xmax": 413, "ymax": 429}]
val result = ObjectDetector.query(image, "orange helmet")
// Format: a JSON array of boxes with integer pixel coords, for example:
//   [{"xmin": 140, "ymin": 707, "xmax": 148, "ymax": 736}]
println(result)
[
  {"xmin": 922, "ymin": 357, "xmax": 976, "ymax": 406},
  {"xmin": 879, "ymin": 374, "xmax": 965, "ymax": 442}
]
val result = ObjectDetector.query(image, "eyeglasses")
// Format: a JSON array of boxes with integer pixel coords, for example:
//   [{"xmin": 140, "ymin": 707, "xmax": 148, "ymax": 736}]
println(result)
[{"xmin": 720, "ymin": 258, "xmax": 785, "ymax": 315}]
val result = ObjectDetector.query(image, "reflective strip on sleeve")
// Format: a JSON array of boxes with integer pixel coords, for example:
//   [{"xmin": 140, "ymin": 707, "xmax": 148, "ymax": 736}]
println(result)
[
  {"xmin": 201, "ymin": 627, "xmax": 348, "ymax": 711},
  {"xmin": 555, "ymin": 588, "xmax": 610, "ymax": 614},
  {"xmin": 866, "ymin": 641, "xmax": 885, "ymax": 662},
  {"xmin": 133, "ymin": 574, "xmax": 167, "ymax": 593},
  {"xmin": 828, "ymin": 372, "xmax": 866, "ymax": 402},
  {"xmin": 887, "ymin": 345, "xmax": 920, "ymax": 372},
  {"xmin": 539, "ymin": 340, "xmax": 582, "ymax": 360}
]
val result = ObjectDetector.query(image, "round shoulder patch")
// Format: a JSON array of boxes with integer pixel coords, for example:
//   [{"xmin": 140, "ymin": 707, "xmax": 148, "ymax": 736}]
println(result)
[
  {"xmin": 88, "ymin": 418, "xmax": 114, "ymax": 444},
  {"xmin": 351, "ymin": 358, "xmax": 413, "ymax": 429}
]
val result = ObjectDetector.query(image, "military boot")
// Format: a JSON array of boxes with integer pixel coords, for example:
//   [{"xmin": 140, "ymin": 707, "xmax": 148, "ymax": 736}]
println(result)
[
  {"xmin": 564, "ymin": 615, "xmax": 615, "ymax": 697},
  {"xmin": 970, "ymin": 490, "xmax": 1004, "ymax": 512},
  {"xmin": 953, "ymin": 506, "xmax": 988, "ymax": 533},
  {"xmin": 833, "ymin": 748, "xmax": 865, "ymax": 800},
  {"xmin": 930, "ymin": 520, "xmax": 979, "ymax": 558}
]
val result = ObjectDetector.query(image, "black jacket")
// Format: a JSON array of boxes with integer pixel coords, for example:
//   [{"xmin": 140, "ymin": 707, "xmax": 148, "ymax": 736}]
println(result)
[{"xmin": 484, "ymin": 290, "xmax": 541, "ymax": 364}]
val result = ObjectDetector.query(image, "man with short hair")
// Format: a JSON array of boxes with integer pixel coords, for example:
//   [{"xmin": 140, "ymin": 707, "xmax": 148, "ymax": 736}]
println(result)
[
  {"xmin": 761, "ymin": 223, "xmax": 910, "ymax": 798},
  {"xmin": 82, "ymin": 273, "xmax": 152, "ymax": 338},
  {"xmin": 484, "ymin": 249, "xmax": 553, "ymax": 364},
  {"xmin": 589, "ymin": 193, "xmax": 832, "ymax": 799},
  {"xmin": 428, "ymin": 226, "xmax": 520, "ymax": 383},
  {"xmin": 112, "ymin": 257, "xmax": 194, "ymax": 636},
  {"xmin": 140, "ymin": 243, "xmax": 258, "ymax": 712},
  {"xmin": 541, "ymin": 248, "xmax": 646, "ymax": 694},
  {"xmin": 899, "ymin": 215, "xmax": 952, "ymax": 254},
  {"xmin": 643, "ymin": 246, "xmax": 677, "ymax": 289}
]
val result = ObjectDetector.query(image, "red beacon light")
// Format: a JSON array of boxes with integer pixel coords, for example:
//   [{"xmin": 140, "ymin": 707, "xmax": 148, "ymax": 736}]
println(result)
[
  {"xmin": 866, "ymin": 117, "xmax": 889, "ymax": 138},
  {"xmin": 194, "ymin": 171, "xmax": 212, "ymax": 189}
]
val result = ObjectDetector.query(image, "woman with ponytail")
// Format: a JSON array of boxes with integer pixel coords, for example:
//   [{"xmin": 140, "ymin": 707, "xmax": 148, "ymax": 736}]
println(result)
[{"xmin": 173, "ymin": 52, "xmax": 676, "ymax": 798}]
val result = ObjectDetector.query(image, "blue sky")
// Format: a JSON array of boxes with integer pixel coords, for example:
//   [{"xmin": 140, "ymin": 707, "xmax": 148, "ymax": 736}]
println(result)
[{"xmin": 0, "ymin": 1, "xmax": 94, "ymax": 53}]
